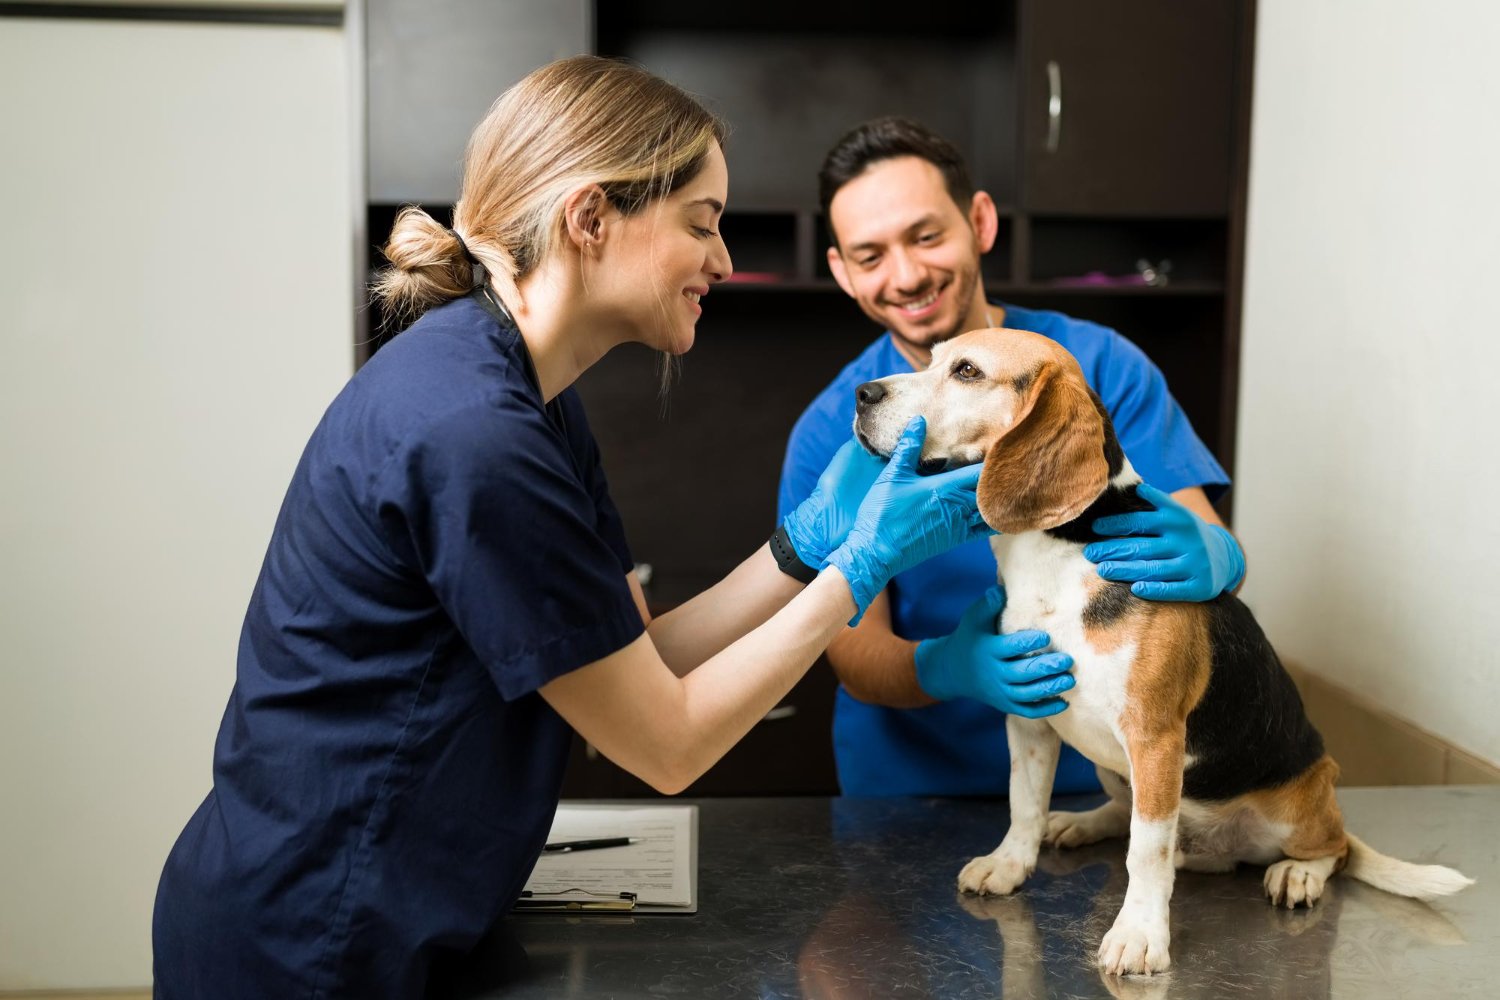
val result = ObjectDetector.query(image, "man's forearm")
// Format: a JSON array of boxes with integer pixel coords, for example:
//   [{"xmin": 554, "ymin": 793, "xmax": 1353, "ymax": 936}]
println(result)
[{"xmin": 824, "ymin": 589, "xmax": 936, "ymax": 709}]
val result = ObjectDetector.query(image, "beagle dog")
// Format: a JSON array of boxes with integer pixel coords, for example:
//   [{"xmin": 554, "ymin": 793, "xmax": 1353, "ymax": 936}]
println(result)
[{"xmin": 853, "ymin": 328, "xmax": 1473, "ymax": 977}]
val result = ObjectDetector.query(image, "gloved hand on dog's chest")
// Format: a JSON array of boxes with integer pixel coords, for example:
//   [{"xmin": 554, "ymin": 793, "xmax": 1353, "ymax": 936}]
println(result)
[
  {"xmin": 782, "ymin": 437, "xmax": 886, "ymax": 571},
  {"xmin": 1085, "ymin": 483, "xmax": 1246, "ymax": 602},
  {"xmin": 826, "ymin": 417, "xmax": 994, "ymax": 624},
  {"xmin": 915, "ymin": 586, "xmax": 1075, "ymax": 719}
]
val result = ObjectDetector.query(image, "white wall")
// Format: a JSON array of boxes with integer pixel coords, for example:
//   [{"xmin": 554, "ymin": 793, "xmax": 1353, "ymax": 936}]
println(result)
[
  {"xmin": 1238, "ymin": 1, "xmax": 1500, "ymax": 764},
  {"xmin": 0, "ymin": 17, "xmax": 352, "ymax": 990}
]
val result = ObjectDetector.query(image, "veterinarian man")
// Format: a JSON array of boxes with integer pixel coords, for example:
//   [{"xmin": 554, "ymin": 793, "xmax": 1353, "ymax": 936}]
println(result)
[{"xmin": 778, "ymin": 118, "xmax": 1243, "ymax": 796}]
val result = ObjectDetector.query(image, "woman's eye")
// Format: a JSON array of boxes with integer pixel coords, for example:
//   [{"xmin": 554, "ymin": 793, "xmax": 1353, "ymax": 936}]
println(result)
[
  {"xmin": 955, "ymin": 362, "xmax": 982, "ymax": 381},
  {"xmin": 693, "ymin": 227, "xmax": 717, "ymax": 239}
]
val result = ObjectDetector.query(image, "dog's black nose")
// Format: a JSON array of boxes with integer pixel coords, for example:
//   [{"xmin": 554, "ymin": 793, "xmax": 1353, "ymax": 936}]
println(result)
[{"xmin": 855, "ymin": 381, "xmax": 888, "ymax": 409}]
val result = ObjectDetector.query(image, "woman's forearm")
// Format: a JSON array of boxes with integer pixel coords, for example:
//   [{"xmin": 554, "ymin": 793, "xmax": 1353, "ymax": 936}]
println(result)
[
  {"xmin": 541, "ymin": 568, "xmax": 855, "ymax": 793},
  {"xmin": 660, "ymin": 568, "xmax": 854, "ymax": 787},
  {"xmin": 647, "ymin": 544, "xmax": 806, "ymax": 676}
]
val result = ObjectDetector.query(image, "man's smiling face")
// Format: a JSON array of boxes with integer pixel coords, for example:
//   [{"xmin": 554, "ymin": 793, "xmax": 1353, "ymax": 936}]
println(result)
[{"xmin": 826, "ymin": 155, "xmax": 991, "ymax": 354}]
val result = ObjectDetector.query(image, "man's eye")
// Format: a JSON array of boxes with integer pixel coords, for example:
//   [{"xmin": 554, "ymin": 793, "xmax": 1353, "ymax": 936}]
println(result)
[
  {"xmin": 918, "ymin": 232, "xmax": 940, "ymax": 244},
  {"xmin": 954, "ymin": 362, "xmax": 982, "ymax": 381}
]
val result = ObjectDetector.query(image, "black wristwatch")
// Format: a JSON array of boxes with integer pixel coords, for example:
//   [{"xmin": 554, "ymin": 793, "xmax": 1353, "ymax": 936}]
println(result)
[{"xmin": 768, "ymin": 524, "xmax": 820, "ymax": 584}]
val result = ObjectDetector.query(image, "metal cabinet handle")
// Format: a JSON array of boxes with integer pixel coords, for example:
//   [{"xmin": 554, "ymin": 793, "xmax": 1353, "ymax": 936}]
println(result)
[
  {"xmin": 1046, "ymin": 60, "xmax": 1063, "ymax": 153},
  {"xmin": 762, "ymin": 705, "xmax": 797, "ymax": 723}
]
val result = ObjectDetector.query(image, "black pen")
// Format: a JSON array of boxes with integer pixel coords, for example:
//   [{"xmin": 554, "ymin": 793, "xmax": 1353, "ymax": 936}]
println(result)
[{"xmin": 542, "ymin": 836, "xmax": 643, "ymax": 853}]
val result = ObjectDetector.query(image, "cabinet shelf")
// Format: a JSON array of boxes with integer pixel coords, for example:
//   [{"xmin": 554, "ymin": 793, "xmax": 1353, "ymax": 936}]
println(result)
[{"xmin": 711, "ymin": 278, "xmax": 1224, "ymax": 297}]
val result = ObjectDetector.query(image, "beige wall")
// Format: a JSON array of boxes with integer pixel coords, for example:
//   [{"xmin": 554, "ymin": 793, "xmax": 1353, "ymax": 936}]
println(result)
[
  {"xmin": 0, "ymin": 17, "xmax": 352, "ymax": 990},
  {"xmin": 1237, "ymin": 1, "xmax": 1500, "ymax": 767}
]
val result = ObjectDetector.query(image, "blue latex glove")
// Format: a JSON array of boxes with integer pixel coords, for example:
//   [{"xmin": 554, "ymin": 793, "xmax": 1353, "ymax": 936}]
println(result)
[
  {"xmin": 782, "ymin": 437, "xmax": 886, "ymax": 570},
  {"xmin": 826, "ymin": 417, "xmax": 994, "ymax": 623},
  {"xmin": 1085, "ymin": 483, "xmax": 1246, "ymax": 602},
  {"xmin": 915, "ymin": 586, "xmax": 1074, "ymax": 718}
]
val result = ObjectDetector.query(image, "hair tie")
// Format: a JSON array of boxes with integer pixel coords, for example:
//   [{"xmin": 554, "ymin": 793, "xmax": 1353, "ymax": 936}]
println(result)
[{"xmin": 447, "ymin": 227, "xmax": 487, "ymax": 290}]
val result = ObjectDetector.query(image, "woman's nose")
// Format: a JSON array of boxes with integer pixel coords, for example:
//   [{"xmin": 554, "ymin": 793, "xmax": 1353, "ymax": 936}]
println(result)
[
  {"xmin": 708, "ymin": 237, "xmax": 733, "ymax": 283},
  {"xmin": 855, "ymin": 381, "xmax": 888, "ymax": 410}
]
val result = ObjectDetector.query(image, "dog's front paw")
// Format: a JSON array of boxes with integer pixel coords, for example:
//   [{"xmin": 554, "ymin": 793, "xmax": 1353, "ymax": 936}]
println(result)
[
  {"xmin": 958, "ymin": 851, "xmax": 1035, "ymax": 896},
  {"xmin": 1098, "ymin": 916, "xmax": 1171, "ymax": 976}
]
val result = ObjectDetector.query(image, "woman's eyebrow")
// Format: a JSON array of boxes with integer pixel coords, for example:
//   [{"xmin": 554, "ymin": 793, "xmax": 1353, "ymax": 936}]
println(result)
[{"xmin": 685, "ymin": 197, "xmax": 724, "ymax": 214}]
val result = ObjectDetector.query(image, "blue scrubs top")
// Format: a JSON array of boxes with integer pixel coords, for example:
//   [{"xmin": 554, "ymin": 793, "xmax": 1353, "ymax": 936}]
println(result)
[
  {"xmin": 153, "ymin": 291, "xmax": 644, "ymax": 999},
  {"xmin": 777, "ymin": 303, "xmax": 1229, "ymax": 797}
]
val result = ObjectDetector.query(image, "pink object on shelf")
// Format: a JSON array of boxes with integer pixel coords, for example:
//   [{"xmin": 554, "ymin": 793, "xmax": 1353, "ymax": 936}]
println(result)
[
  {"xmin": 1048, "ymin": 271, "xmax": 1150, "ymax": 287},
  {"xmin": 722, "ymin": 272, "xmax": 787, "ymax": 284}
]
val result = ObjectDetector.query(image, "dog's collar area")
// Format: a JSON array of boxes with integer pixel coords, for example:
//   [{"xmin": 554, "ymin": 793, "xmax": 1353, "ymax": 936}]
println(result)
[
  {"xmin": 1044, "ymin": 480, "xmax": 1152, "ymax": 544},
  {"xmin": 916, "ymin": 458, "xmax": 951, "ymax": 476}
]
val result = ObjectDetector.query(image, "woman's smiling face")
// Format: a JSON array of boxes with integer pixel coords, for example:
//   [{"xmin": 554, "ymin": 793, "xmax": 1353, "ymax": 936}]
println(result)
[{"xmin": 601, "ymin": 143, "xmax": 733, "ymax": 355}]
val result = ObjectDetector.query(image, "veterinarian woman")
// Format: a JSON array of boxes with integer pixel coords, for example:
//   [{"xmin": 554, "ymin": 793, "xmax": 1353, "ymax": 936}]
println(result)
[{"xmin": 151, "ymin": 56, "xmax": 989, "ymax": 1000}]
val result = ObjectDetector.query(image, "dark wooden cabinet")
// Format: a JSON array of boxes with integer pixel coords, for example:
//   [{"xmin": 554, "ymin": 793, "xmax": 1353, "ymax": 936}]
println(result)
[{"xmin": 1021, "ymin": 0, "xmax": 1239, "ymax": 216}]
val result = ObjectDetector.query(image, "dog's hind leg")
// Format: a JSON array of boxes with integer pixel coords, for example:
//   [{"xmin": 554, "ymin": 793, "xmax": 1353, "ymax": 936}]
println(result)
[
  {"xmin": 1048, "ymin": 766, "xmax": 1131, "ymax": 848},
  {"xmin": 1244, "ymin": 755, "xmax": 1351, "ymax": 908},
  {"xmin": 958, "ymin": 716, "xmax": 1060, "ymax": 895}
]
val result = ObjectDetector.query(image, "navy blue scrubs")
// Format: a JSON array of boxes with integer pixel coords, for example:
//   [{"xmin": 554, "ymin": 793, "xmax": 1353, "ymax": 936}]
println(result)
[{"xmin": 153, "ymin": 290, "xmax": 645, "ymax": 998}]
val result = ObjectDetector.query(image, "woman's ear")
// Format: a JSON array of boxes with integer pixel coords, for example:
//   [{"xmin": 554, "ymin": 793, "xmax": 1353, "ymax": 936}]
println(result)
[
  {"xmin": 976, "ymin": 361, "xmax": 1110, "ymax": 534},
  {"xmin": 562, "ymin": 184, "xmax": 610, "ymax": 254}
]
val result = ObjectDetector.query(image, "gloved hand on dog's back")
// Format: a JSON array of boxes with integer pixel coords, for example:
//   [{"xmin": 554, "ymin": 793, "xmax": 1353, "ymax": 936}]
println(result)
[
  {"xmin": 915, "ymin": 586, "xmax": 1075, "ymax": 718},
  {"xmin": 1085, "ymin": 483, "xmax": 1245, "ymax": 602},
  {"xmin": 826, "ymin": 417, "xmax": 994, "ymax": 624}
]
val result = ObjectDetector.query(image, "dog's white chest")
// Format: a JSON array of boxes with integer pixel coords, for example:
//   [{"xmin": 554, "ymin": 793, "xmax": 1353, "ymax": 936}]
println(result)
[{"xmin": 991, "ymin": 533, "xmax": 1133, "ymax": 778}]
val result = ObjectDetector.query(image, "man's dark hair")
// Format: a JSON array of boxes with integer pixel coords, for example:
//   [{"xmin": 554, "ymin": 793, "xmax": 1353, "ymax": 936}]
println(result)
[{"xmin": 818, "ymin": 116, "xmax": 975, "ymax": 246}]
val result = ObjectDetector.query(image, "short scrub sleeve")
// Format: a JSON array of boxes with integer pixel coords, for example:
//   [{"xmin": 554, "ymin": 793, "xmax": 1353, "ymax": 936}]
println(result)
[{"xmin": 378, "ymin": 394, "xmax": 646, "ymax": 700}]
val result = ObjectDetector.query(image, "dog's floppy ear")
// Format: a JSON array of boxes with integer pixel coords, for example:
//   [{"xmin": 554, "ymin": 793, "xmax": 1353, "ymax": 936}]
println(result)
[{"xmin": 977, "ymin": 360, "xmax": 1110, "ymax": 533}]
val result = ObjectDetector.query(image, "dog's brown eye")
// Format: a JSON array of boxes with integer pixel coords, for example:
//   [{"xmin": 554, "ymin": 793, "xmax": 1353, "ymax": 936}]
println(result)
[{"xmin": 954, "ymin": 362, "xmax": 982, "ymax": 381}]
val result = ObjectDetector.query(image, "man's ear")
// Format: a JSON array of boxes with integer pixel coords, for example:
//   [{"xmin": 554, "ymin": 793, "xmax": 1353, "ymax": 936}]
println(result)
[
  {"xmin": 563, "ymin": 184, "xmax": 610, "ymax": 254},
  {"xmin": 827, "ymin": 245, "xmax": 856, "ymax": 299},
  {"xmin": 976, "ymin": 361, "xmax": 1110, "ymax": 533},
  {"xmin": 968, "ymin": 191, "xmax": 999, "ymax": 256}
]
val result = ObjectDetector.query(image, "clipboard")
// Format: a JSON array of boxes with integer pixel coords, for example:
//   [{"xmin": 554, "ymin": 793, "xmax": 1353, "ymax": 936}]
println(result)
[{"xmin": 514, "ymin": 804, "xmax": 698, "ymax": 914}]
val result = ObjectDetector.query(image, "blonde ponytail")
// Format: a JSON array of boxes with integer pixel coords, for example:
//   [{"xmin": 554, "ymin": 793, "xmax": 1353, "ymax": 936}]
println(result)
[{"xmin": 374, "ymin": 56, "xmax": 724, "ymax": 330}]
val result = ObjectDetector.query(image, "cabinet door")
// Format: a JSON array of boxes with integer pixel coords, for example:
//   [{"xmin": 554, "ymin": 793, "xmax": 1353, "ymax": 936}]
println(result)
[
  {"xmin": 367, "ymin": 0, "xmax": 591, "ymax": 204},
  {"xmin": 1022, "ymin": 0, "xmax": 1239, "ymax": 215}
]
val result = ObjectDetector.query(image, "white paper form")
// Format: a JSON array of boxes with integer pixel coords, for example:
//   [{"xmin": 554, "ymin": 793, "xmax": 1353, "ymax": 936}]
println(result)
[{"xmin": 520, "ymin": 805, "xmax": 697, "ymax": 911}]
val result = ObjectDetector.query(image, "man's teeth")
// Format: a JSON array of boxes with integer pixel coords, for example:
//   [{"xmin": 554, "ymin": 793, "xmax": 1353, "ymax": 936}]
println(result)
[
  {"xmin": 684, "ymin": 290, "xmax": 701, "ymax": 304},
  {"xmin": 899, "ymin": 290, "xmax": 939, "ymax": 311}
]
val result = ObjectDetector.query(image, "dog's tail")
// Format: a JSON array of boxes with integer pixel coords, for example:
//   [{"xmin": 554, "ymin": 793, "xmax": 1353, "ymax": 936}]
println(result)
[{"xmin": 1344, "ymin": 832, "xmax": 1474, "ymax": 900}]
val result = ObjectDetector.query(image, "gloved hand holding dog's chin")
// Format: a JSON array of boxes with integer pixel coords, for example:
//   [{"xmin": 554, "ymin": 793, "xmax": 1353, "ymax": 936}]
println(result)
[
  {"xmin": 915, "ymin": 586, "xmax": 1074, "ymax": 719},
  {"xmin": 782, "ymin": 437, "xmax": 886, "ymax": 570},
  {"xmin": 1085, "ymin": 483, "xmax": 1245, "ymax": 602},
  {"xmin": 826, "ymin": 417, "xmax": 994, "ymax": 624}
]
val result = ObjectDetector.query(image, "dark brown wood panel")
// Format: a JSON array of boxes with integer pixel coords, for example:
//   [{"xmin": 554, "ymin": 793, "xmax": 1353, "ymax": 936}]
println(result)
[{"xmin": 1022, "ymin": 0, "xmax": 1238, "ymax": 216}]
